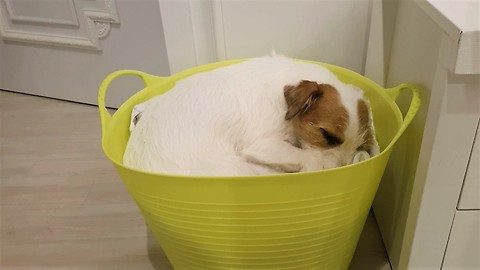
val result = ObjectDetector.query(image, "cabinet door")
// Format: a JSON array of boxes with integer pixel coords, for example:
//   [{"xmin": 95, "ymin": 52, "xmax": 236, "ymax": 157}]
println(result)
[
  {"xmin": 443, "ymin": 211, "xmax": 480, "ymax": 270},
  {"xmin": 458, "ymin": 118, "xmax": 480, "ymax": 210}
]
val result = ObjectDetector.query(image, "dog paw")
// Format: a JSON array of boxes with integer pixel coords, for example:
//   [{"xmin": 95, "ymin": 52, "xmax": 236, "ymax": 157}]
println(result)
[
  {"xmin": 239, "ymin": 149, "xmax": 302, "ymax": 173},
  {"xmin": 352, "ymin": 151, "xmax": 370, "ymax": 163},
  {"xmin": 273, "ymin": 162, "xmax": 302, "ymax": 173}
]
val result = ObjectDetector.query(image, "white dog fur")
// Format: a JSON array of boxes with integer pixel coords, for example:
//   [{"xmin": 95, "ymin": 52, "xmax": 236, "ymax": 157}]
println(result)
[{"xmin": 123, "ymin": 55, "xmax": 379, "ymax": 176}]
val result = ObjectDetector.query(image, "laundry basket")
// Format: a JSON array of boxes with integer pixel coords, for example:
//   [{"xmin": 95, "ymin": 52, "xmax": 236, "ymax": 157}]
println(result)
[{"xmin": 98, "ymin": 59, "xmax": 420, "ymax": 270}]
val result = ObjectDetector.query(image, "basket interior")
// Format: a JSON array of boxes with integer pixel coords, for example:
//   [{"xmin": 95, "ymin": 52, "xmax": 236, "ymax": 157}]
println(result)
[{"xmin": 103, "ymin": 60, "xmax": 402, "ymax": 169}]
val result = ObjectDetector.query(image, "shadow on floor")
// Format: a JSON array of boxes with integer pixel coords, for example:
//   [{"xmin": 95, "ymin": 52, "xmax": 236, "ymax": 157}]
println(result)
[{"xmin": 147, "ymin": 228, "xmax": 173, "ymax": 270}]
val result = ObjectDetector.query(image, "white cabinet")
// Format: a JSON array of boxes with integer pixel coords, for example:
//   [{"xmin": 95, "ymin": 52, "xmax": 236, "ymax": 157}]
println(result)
[
  {"xmin": 447, "ymin": 120, "xmax": 480, "ymax": 270},
  {"xmin": 370, "ymin": 0, "xmax": 480, "ymax": 269},
  {"xmin": 458, "ymin": 121, "xmax": 480, "ymax": 210},
  {"xmin": 443, "ymin": 211, "xmax": 480, "ymax": 270}
]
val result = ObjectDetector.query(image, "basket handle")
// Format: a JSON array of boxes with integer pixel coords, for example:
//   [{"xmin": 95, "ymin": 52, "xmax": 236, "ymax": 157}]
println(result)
[
  {"xmin": 98, "ymin": 70, "xmax": 163, "ymax": 133},
  {"xmin": 384, "ymin": 83, "xmax": 421, "ymax": 140}
]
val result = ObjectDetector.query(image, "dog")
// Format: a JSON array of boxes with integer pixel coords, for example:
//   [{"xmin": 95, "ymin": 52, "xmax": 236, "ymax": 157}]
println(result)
[{"xmin": 123, "ymin": 55, "xmax": 379, "ymax": 176}]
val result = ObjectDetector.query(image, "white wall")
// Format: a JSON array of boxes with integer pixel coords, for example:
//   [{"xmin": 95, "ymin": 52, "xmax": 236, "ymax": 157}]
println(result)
[{"xmin": 160, "ymin": 0, "xmax": 373, "ymax": 75}]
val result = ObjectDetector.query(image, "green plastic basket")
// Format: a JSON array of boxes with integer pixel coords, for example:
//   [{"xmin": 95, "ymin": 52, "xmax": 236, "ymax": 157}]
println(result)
[{"xmin": 98, "ymin": 59, "xmax": 420, "ymax": 270}]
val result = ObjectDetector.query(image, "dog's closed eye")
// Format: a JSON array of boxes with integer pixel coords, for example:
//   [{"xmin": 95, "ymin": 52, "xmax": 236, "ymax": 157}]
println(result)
[{"xmin": 320, "ymin": 128, "xmax": 343, "ymax": 146}]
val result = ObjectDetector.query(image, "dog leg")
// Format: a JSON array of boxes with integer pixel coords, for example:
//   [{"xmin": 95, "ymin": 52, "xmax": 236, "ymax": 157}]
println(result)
[{"xmin": 238, "ymin": 137, "xmax": 305, "ymax": 173}]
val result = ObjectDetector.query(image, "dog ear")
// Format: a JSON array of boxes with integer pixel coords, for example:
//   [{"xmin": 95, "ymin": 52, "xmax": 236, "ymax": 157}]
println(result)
[{"xmin": 284, "ymin": 80, "xmax": 323, "ymax": 120}]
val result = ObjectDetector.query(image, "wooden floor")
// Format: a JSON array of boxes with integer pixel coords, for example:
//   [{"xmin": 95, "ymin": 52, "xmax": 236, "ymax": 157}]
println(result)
[{"xmin": 0, "ymin": 90, "xmax": 391, "ymax": 270}]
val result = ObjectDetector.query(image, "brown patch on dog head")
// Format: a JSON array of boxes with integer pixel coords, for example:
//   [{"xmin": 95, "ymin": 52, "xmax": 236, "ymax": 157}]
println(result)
[
  {"xmin": 284, "ymin": 80, "xmax": 323, "ymax": 120},
  {"xmin": 357, "ymin": 99, "xmax": 374, "ymax": 154},
  {"xmin": 284, "ymin": 81, "xmax": 349, "ymax": 149}
]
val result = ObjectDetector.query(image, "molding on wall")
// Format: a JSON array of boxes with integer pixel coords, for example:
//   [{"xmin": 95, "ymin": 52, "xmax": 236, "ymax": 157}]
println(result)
[
  {"xmin": 188, "ymin": 0, "xmax": 218, "ymax": 65},
  {"xmin": 0, "ymin": 0, "xmax": 119, "ymax": 50},
  {"xmin": 95, "ymin": 21, "xmax": 110, "ymax": 39},
  {"xmin": 159, "ymin": 0, "xmax": 218, "ymax": 74},
  {"xmin": 364, "ymin": 0, "xmax": 399, "ymax": 85},
  {"xmin": 5, "ymin": 0, "xmax": 79, "ymax": 26},
  {"xmin": 212, "ymin": 0, "xmax": 226, "ymax": 61}
]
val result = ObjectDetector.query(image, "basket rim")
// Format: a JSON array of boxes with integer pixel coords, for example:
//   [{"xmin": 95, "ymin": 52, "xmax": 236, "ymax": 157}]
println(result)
[{"xmin": 101, "ymin": 58, "xmax": 404, "ymax": 180}]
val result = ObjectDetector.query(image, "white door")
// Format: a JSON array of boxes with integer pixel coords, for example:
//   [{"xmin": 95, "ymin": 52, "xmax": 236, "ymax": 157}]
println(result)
[{"xmin": 0, "ymin": 0, "xmax": 170, "ymax": 107}]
